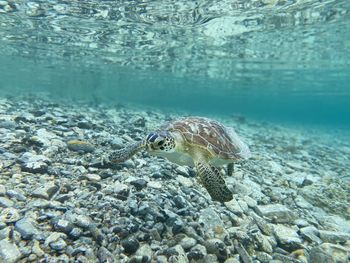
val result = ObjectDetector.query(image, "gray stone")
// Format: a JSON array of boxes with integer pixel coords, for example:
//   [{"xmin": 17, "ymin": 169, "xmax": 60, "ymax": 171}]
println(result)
[
  {"xmin": 0, "ymin": 197, "xmax": 14, "ymax": 208},
  {"xmin": 309, "ymin": 243, "xmax": 349, "ymax": 263},
  {"xmin": 148, "ymin": 181, "xmax": 162, "ymax": 189},
  {"xmin": 198, "ymin": 208, "xmax": 226, "ymax": 239},
  {"xmin": 114, "ymin": 182, "xmax": 129, "ymax": 200},
  {"xmin": 20, "ymin": 153, "xmax": 49, "ymax": 174},
  {"xmin": 255, "ymin": 251, "xmax": 273, "ymax": 263},
  {"xmin": 79, "ymin": 173, "xmax": 101, "ymax": 182},
  {"xmin": 176, "ymin": 166, "xmax": 189, "ymax": 177},
  {"xmin": 252, "ymin": 231, "xmax": 273, "ymax": 253},
  {"xmin": 74, "ymin": 214, "xmax": 92, "ymax": 229},
  {"xmin": 299, "ymin": 226, "xmax": 322, "ymax": 244},
  {"xmin": 50, "ymin": 239, "xmax": 67, "ymax": 251},
  {"xmin": 0, "ymin": 208, "xmax": 20, "ymax": 223},
  {"xmin": 97, "ymin": 247, "xmax": 114, "ymax": 263},
  {"xmin": 177, "ymin": 175, "xmax": 193, "ymax": 188},
  {"xmin": 273, "ymin": 224, "xmax": 303, "ymax": 251},
  {"xmin": 256, "ymin": 204, "xmax": 297, "ymax": 223},
  {"xmin": 225, "ymin": 199, "xmax": 244, "ymax": 215},
  {"xmin": 15, "ymin": 218, "xmax": 39, "ymax": 239},
  {"xmin": 32, "ymin": 240, "xmax": 44, "ymax": 257},
  {"xmin": 31, "ymin": 184, "xmax": 59, "ymax": 200},
  {"xmin": 0, "ymin": 239, "xmax": 22, "ymax": 263},
  {"xmin": 67, "ymin": 140, "xmax": 94, "ymax": 153},
  {"xmin": 6, "ymin": 190, "xmax": 26, "ymax": 201},
  {"xmin": 180, "ymin": 237, "xmax": 197, "ymax": 250},
  {"xmin": 319, "ymin": 230, "xmax": 350, "ymax": 244},
  {"xmin": 204, "ymin": 238, "xmax": 227, "ymax": 258},
  {"xmin": 168, "ymin": 245, "xmax": 188, "ymax": 263},
  {"xmin": 44, "ymin": 232, "xmax": 67, "ymax": 247},
  {"xmin": 136, "ymin": 244, "xmax": 153, "ymax": 261},
  {"xmin": 0, "ymin": 185, "xmax": 5, "ymax": 196}
]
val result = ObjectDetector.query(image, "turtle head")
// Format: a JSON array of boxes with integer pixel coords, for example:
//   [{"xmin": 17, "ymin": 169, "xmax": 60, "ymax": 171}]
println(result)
[{"xmin": 145, "ymin": 131, "xmax": 176, "ymax": 152}]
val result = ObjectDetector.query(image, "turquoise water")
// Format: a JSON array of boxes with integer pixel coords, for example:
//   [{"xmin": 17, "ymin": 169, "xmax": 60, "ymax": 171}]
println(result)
[{"xmin": 1, "ymin": 0, "xmax": 350, "ymax": 128}]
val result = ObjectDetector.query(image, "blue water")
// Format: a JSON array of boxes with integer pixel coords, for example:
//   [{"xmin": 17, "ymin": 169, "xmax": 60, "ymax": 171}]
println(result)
[{"xmin": 0, "ymin": 0, "xmax": 350, "ymax": 129}]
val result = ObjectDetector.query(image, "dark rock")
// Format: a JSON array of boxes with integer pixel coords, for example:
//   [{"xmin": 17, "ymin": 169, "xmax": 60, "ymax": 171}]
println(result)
[
  {"xmin": 77, "ymin": 121, "xmax": 92, "ymax": 129},
  {"xmin": 130, "ymin": 179, "xmax": 147, "ymax": 191},
  {"xmin": 172, "ymin": 219, "xmax": 185, "ymax": 235},
  {"xmin": 15, "ymin": 218, "xmax": 39, "ymax": 239},
  {"xmin": 52, "ymin": 218, "xmax": 73, "ymax": 234},
  {"xmin": 19, "ymin": 153, "xmax": 50, "ymax": 174},
  {"xmin": 173, "ymin": 195, "xmax": 187, "ymax": 209},
  {"xmin": 121, "ymin": 237, "xmax": 140, "ymax": 254}
]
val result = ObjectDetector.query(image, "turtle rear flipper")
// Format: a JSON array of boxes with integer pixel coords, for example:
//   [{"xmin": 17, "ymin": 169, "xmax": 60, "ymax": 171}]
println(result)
[
  {"xmin": 195, "ymin": 161, "xmax": 233, "ymax": 202},
  {"xmin": 109, "ymin": 140, "xmax": 146, "ymax": 163}
]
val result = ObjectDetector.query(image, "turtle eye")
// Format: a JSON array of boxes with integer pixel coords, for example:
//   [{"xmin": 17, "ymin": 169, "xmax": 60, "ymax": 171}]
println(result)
[
  {"xmin": 158, "ymin": 140, "xmax": 164, "ymax": 146},
  {"xmin": 147, "ymin": 133, "xmax": 158, "ymax": 142}
]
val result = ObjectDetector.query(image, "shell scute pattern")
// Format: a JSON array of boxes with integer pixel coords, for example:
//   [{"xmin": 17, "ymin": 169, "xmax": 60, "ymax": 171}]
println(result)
[{"xmin": 164, "ymin": 117, "xmax": 239, "ymax": 159}]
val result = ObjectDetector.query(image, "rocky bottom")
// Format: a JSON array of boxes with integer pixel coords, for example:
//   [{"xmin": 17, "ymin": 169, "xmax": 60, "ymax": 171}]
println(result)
[{"xmin": 0, "ymin": 95, "xmax": 349, "ymax": 263}]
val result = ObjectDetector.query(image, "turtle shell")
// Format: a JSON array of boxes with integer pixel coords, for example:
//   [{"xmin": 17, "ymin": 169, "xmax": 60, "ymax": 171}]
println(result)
[{"xmin": 163, "ymin": 117, "xmax": 250, "ymax": 160}]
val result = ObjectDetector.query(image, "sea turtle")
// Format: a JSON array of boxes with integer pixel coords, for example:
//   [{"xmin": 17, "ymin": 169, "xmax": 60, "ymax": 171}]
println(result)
[{"xmin": 108, "ymin": 117, "xmax": 251, "ymax": 202}]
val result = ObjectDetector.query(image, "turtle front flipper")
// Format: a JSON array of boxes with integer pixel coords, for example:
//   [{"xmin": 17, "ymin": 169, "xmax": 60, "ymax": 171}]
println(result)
[
  {"xmin": 195, "ymin": 161, "xmax": 233, "ymax": 202},
  {"xmin": 109, "ymin": 140, "xmax": 146, "ymax": 163}
]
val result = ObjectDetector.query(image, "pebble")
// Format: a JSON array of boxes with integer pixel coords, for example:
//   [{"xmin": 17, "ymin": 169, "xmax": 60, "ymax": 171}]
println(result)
[
  {"xmin": 15, "ymin": 218, "xmax": 39, "ymax": 239},
  {"xmin": 31, "ymin": 184, "xmax": 59, "ymax": 200},
  {"xmin": 52, "ymin": 218, "xmax": 73, "ymax": 234},
  {"xmin": 0, "ymin": 196, "xmax": 14, "ymax": 208},
  {"xmin": 50, "ymin": 238, "xmax": 67, "ymax": 251},
  {"xmin": 198, "ymin": 208, "xmax": 225, "ymax": 239},
  {"xmin": 135, "ymin": 244, "xmax": 153, "ymax": 261},
  {"xmin": 79, "ymin": 173, "xmax": 101, "ymax": 182},
  {"xmin": 67, "ymin": 140, "xmax": 94, "ymax": 153},
  {"xmin": 176, "ymin": 166, "xmax": 190, "ymax": 177},
  {"xmin": 299, "ymin": 226, "xmax": 322, "ymax": 244},
  {"xmin": 121, "ymin": 237, "xmax": 140, "ymax": 254},
  {"xmin": 148, "ymin": 181, "xmax": 162, "ymax": 189},
  {"xmin": 74, "ymin": 214, "xmax": 92, "ymax": 229},
  {"xmin": 256, "ymin": 204, "xmax": 297, "ymax": 223},
  {"xmin": 0, "ymin": 207, "xmax": 20, "ymax": 223},
  {"xmin": 114, "ymin": 182, "xmax": 129, "ymax": 200},
  {"xmin": 0, "ymin": 185, "xmax": 5, "ymax": 196},
  {"xmin": 180, "ymin": 237, "xmax": 197, "ymax": 250},
  {"xmin": 98, "ymin": 247, "xmax": 115, "ymax": 263},
  {"xmin": 318, "ymin": 230, "xmax": 350, "ymax": 244},
  {"xmin": 309, "ymin": 243, "xmax": 349, "ymax": 263},
  {"xmin": 130, "ymin": 178, "xmax": 147, "ymax": 190},
  {"xmin": 6, "ymin": 189, "xmax": 26, "ymax": 201},
  {"xmin": 32, "ymin": 240, "xmax": 45, "ymax": 257},
  {"xmin": 273, "ymin": 224, "xmax": 303, "ymax": 251},
  {"xmin": 177, "ymin": 175, "xmax": 194, "ymax": 187},
  {"xmin": 19, "ymin": 153, "xmax": 49, "ymax": 174},
  {"xmin": 0, "ymin": 239, "xmax": 22, "ymax": 263},
  {"xmin": 44, "ymin": 232, "xmax": 67, "ymax": 247}
]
